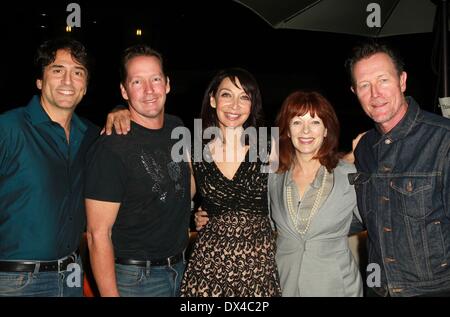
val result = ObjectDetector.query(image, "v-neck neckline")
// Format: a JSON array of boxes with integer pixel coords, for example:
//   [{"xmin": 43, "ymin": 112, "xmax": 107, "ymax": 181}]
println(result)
[{"xmin": 208, "ymin": 145, "xmax": 250, "ymax": 182}]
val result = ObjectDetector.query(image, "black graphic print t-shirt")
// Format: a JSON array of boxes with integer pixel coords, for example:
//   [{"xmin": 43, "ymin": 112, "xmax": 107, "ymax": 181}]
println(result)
[{"xmin": 85, "ymin": 115, "xmax": 191, "ymax": 259}]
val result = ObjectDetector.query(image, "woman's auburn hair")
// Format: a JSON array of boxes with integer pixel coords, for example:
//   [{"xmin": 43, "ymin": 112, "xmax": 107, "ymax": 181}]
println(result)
[{"xmin": 275, "ymin": 90, "xmax": 340, "ymax": 173}]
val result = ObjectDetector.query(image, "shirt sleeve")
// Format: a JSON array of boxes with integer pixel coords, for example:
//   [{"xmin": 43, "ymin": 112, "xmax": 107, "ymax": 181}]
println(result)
[
  {"xmin": 0, "ymin": 125, "xmax": 10, "ymax": 174},
  {"xmin": 84, "ymin": 140, "xmax": 127, "ymax": 202},
  {"xmin": 0, "ymin": 141, "xmax": 5, "ymax": 174}
]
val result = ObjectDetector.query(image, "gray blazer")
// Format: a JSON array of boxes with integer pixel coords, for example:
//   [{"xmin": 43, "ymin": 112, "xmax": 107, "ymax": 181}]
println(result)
[{"xmin": 268, "ymin": 160, "xmax": 363, "ymax": 297}]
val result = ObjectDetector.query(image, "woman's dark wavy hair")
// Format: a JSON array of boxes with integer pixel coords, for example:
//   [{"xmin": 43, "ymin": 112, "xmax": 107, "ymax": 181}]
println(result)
[
  {"xmin": 200, "ymin": 68, "xmax": 264, "ymax": 130},
  {"xmin": 34, "ymin": 37, "xmax": 90, "ymax": 81},
  {"xmin": 276, "ymin": 90, "xmax": 340, "ymax": 173}
]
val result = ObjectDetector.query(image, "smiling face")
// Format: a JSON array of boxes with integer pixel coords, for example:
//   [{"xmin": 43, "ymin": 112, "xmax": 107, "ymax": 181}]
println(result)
[
  {"xmin": 352, "ymin": 52, "xmax": 408, "ymax": 133},
  {"xmin": 37, "ymin": 49, "xmax": 87, "ymax": 113},
  {"xmin": 210, "ymin": 77, "xmax": 251, "ymax": 131},
  {"xmin": 288, "ymin": 112, "xmax": 327, "ymax": 159},
  {"xmin": 120, "ymin": 55, "xmax": 170, "ymax": 126}
]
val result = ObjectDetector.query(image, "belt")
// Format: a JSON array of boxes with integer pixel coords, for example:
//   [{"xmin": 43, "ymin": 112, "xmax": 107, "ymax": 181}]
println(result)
[
  {"xmin": 0, "ymin": 250, "xmax": 79, "ymax": 273},
  {"xmin": 115, "ymin": 252, "xmax": 183, "ymax": 267}
]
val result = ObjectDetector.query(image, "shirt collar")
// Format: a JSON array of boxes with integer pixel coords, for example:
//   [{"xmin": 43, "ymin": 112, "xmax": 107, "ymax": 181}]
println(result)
[
  {"xmin": 373, "ymin": 96, "xmax": 420, "ymax": 145},
  {"xmin": 25, "ymin": 95, "xmax": 51, "ymax": 125},
  {"xmin": 25, "ymin": 95, "xmax": 87, "ymax": 133},
  {"xmin": 285, "ymin": 164, "xmax": 325, "ymax": 189}
]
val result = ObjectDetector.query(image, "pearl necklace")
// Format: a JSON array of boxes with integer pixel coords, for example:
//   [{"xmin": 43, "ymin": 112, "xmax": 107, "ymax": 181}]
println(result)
[{"xmin": 286, "ymin": 167, "xmax": 328, "ymax": 236}]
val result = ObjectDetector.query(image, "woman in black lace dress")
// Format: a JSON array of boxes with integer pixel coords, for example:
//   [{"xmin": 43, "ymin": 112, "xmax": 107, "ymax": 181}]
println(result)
[{"xmin": 180, "ymin": 68, "xmax": 281, "ymax": 297}]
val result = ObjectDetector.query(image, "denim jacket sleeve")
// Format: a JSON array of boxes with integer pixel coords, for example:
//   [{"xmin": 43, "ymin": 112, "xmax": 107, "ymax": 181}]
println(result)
[{"xmin": 445, "ymin": 144, "xmax": 450, "ymax": 219}]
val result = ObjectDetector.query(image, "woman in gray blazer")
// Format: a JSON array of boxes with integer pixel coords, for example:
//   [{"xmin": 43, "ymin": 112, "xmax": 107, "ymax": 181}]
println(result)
[{"xmin": 269, "ymin": 90, "xmax": 363, "ymax": 297}]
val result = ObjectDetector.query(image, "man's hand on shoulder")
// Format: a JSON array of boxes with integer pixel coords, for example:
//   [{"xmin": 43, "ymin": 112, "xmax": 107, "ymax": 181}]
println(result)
[{"xmin": 101, "ymin": 105, "xmax": 131, "ymax": 136}]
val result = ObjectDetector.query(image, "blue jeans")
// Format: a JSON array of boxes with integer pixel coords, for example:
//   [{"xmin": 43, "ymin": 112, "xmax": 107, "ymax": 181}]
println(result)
[
  {"xmin": 116, "ymin": 260, "xmax": 185, "ymax": 297},
  {"xmin": 0, "ymin": 256, "xmax": 83, "ymax": 297}
]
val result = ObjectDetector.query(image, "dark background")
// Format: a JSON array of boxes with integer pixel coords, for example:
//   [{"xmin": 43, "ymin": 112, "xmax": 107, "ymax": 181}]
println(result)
[{"xmin": 0, "ymin": 0, "xmax": 441, "ymax": 152}]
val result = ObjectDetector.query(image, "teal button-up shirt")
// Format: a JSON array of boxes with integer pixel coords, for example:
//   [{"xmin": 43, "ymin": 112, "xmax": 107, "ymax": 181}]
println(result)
[{"xmin": 0, "ymin": 96, "xmax": 98, "ymax": 260}]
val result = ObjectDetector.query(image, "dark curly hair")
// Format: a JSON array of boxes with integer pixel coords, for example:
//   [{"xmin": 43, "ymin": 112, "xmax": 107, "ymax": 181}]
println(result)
[{"xmin": 34, "ymin": 37, "xmax": 90, "ymax": 81}]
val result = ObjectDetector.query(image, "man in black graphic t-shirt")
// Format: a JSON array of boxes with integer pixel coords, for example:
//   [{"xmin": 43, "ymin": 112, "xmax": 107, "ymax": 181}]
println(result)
[{"xmin": 85, "ymin": 45, "xmax": 193, "ymax": 297}]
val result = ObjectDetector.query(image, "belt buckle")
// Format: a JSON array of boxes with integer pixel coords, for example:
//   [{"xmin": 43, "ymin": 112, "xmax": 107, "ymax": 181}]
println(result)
[
  {"xmin": 57, "ymin": 258, "xmax": 65, "ymax": 273},
  {"xmin": 32, "ymin": 262, "xmax": 41, "ymax": 274},
  {"xmin": 69, "ymin": 252, "xmax": 77, "ymax": 263},
  {"xmin": 58, "ymin": 252, "xmax": 77, "ymax": 272}
]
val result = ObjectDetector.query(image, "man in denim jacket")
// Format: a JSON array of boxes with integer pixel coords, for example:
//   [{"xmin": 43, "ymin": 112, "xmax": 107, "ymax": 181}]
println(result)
[{"xmin": 346, "ymin": 41, "xmax": 450, "ymax": 297}]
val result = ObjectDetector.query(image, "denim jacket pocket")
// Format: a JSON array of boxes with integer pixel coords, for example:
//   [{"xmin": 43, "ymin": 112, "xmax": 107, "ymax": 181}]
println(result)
[{"xmin": 390, "ymin": 176, "xmax": 433, "ymax": 219}]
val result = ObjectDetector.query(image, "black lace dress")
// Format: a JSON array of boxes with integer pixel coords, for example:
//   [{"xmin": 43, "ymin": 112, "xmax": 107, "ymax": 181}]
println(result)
[{"xmin": 180, "ymin": 149, "xmax": 281, "ymax": 297}]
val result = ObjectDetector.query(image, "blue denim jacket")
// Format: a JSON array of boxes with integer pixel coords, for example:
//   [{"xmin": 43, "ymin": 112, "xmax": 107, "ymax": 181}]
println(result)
[{"xmin": 350, "ymin": 97, "xmax": 450, "ymax": 297}]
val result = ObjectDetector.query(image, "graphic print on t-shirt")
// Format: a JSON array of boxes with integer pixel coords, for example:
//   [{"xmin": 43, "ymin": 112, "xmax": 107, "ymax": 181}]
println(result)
[{"xmin": 138, "ymin": 146, "xmax": 184, "ymax": 203}]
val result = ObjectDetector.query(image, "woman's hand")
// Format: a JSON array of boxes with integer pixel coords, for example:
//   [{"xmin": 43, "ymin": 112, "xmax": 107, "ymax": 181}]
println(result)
[
  {"xmin": 194, "ymin": 208, "xmax": 209, "ymax": 231},
  {"xmin": 352, "ymin": 132, "xmax": 366, "ymax": 152},
  {"xmin": 342, "ymin": 132, "xmax": 367, "ymax": 163}
]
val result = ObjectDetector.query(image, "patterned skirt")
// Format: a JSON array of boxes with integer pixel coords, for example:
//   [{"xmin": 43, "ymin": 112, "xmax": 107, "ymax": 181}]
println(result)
[{"xmin": 180, "ymin": 211, "xmax": 281, "ymax": 297}]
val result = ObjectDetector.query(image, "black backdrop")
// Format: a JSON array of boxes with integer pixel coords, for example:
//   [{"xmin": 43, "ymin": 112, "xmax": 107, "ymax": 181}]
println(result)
[{"xmin": 0, "ymin": 0, "xmax": 438, "ymax": 151}]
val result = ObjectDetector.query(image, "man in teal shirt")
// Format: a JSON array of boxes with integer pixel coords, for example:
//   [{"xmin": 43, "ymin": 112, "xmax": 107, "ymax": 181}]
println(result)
[{"xmin": 0, "ymin": 38, "xmax": 98, "ymax": 296}]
